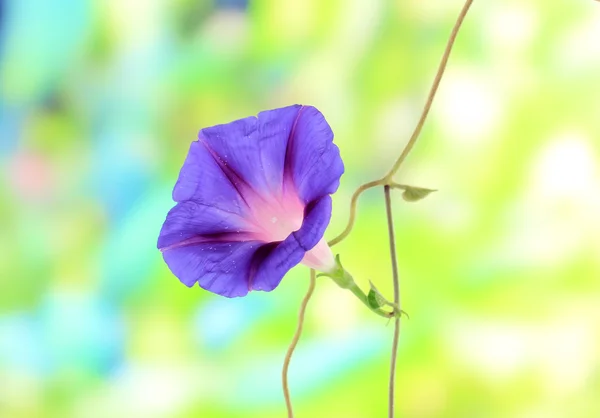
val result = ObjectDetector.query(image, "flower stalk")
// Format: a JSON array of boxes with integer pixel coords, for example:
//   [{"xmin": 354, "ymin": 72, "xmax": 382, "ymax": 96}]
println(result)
[
  {"xmin": 282, "ymin": 269, "xmax": 316, "ymax": 418},
  {"xmin": 318, "ymin": 255, "xmax": 404, "ymax": 319}
]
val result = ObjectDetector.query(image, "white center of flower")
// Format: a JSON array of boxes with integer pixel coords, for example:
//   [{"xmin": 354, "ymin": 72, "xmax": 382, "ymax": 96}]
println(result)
[
  {"xmin": 247, "ymin": 190, "xmax": 304, "ymax": 243},
  {"xmin": 244, "ymin": 189, "xmax": 336, "ymax": 273}
]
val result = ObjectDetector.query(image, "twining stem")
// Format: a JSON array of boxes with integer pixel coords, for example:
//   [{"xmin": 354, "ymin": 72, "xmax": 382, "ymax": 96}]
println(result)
[
  {"xmin": 328, "ymin": 180, "xmax": 381, "ymax": 247},
  {"xmin": 384, "ymin": 185, "xmax": 401, "ymax": 418},
  {"xmin": 286, "ymin": 0, "xmax": 475, "ymax": 415},
  {"xmin": 328, "ymin": 0, "xmax": 475, "ymax": 248},
  {"xmin": 383, "ymin": 0, "xmax": 475, "ymax": 183},
  {"xmin": 282, "ymin": 269, "xmax": 316, "ymax": 418}
]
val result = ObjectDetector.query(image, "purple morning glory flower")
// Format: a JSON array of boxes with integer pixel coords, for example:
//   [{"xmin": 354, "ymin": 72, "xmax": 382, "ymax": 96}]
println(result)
[{"xmin": 157, "ymin": 105, "xmax": 344, "ymax": 298}]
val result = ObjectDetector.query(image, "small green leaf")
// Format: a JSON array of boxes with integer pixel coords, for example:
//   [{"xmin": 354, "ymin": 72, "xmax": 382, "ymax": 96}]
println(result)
[
  {"xmin": 368, "ymin": 281, "xmax": 391, "ymax": 309},
  {"xmin": 402, "ymin": 186, "xmax": 437, "ymax": 202},
  {"xmin": 367, "ymin": 289, "xmax": 384, "ymax": 309}
]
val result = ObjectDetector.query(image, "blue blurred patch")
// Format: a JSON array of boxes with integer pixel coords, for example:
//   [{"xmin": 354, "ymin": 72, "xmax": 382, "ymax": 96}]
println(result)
[
  {"xmin": 99, "ymin": 186, "xmax": 174, "ymax": 302},
  {"xmin": 36, "ymin": 291, "xmax": 124, "ymax": 376},
  {"xmin": 0, "ymin": 103, "xmax": 23, "ymax": 153},
  {"xmin": 215, "ymin": 0, "xmax": 249, "ymax": 10},
  {"xmin": 0, "ymin": 292, "xmax": 124, "ymax": 377},
  {"xmin": 0, "ymin": 0, "xmax": 91, "ymax": 105},
  {"xmin": 91, "ymin": 128, "xmax": 153, "ymax": 221},
  {"xmin": 0, "ymin": 0, "xmax": 6, "ymax": 61},
  {"xmin": 194, "ymin": 291, "xmax": 276, "ymax": 351},
  {"xmin": 0, "ymin": 0, "xmax": 5, "ymax": 41},
  {"xmin": 0, "ymin": 314, "xmax": 45, "ymax": 375}
]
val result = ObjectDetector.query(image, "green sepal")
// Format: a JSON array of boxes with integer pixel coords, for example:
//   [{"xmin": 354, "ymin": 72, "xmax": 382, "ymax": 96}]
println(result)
[{"xmin": 317, "ymin": 254, "xmax": 354, "ymax": 289}]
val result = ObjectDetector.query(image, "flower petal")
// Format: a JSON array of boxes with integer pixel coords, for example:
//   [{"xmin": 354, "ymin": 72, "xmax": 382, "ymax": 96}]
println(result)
[
  {"xmin": 161, "ymin": 196, "xmax": 333, "ymax": 297},
  {"xmin": 249, "ymin": 195, "xmax": 333, "ymax": 291},
  {"xmin": 157, "ymin": 200, "xmax": 255, "ymax": 250},
  {"xmin": 285, "ymin": 106, "xmax": 345, "ymax": 204},
  {"xmin": 171, "ymin": 140, "xmax": 247, "ymax": 215},
  {"xmin": 199, "ymin": 105, "xmax": 301, "ymax": 198},
  {"xmin": 162, "ymin": 241, "xmax": 262, "ymax": 298}
]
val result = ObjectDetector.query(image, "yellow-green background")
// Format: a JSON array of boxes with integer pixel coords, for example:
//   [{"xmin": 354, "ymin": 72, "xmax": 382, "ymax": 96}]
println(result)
[{"xmin": 1, "ymin": 0, "xmax": 599, "ymax": 417}]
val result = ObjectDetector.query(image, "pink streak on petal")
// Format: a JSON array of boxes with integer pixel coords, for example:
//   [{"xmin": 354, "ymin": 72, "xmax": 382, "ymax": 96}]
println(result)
[{"xmin": 300, "ymin": 237, "xmax": 336, "ymax": 272}]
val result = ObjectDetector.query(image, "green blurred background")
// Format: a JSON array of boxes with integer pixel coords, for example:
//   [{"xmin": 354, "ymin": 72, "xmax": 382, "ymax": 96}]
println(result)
[{"xmin": 1, "ymin": 0, "xmax": 599, "ymax": 417}]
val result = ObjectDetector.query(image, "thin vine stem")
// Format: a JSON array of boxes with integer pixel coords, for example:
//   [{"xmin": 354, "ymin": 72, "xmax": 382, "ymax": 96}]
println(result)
[
  {"xmin": 383, "ymin": 0, "xmax": 475, "ymax": 182},
  {"xmin": 383, "ymin": 185, "xmax": 401, "ymax": 418},
  {"xmin": 282, "ymin": 269, "xmax": 316, "ymax": 418},
  {"xmin": 328, "ymin": 180, "xmax": 381, "ymax": 247},
  {"xmin": 329, "ymin": 0, "xmax": 475, "ymax": 247}
]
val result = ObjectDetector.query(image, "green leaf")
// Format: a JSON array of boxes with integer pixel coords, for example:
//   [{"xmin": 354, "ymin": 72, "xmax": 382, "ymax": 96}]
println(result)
[{"xmin": 401, "ymin": 186, "xmax": 437, "ymax": 202}]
